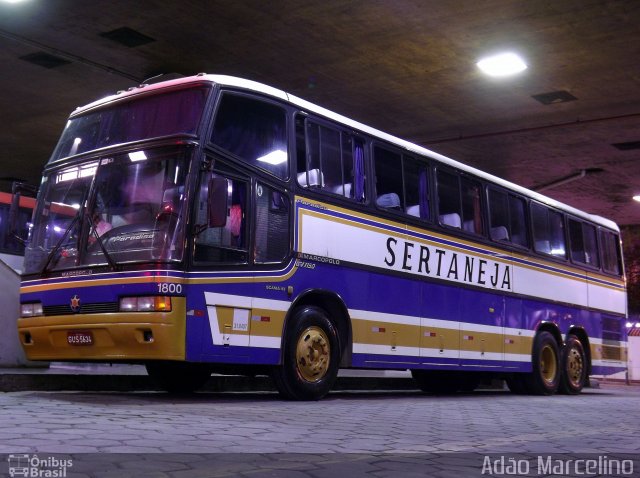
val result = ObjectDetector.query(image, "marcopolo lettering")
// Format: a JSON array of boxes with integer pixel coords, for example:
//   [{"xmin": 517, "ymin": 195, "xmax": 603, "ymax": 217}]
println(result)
[{"xmin": 384, "ymin": 237, "xmax": 511, "ymax": 291}]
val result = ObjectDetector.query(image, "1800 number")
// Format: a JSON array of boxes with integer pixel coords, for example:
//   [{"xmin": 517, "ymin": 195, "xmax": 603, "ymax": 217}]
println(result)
[{"xmin": 157, "ymin": 283, "xmax": 182, "ymax": 294}]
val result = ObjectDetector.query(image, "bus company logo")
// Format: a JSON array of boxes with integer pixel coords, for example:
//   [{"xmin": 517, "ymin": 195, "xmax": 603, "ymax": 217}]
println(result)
[
  {"xmin": 69, "ymin": 295, "xmax": 81, "ymax": 313},
  {"xmin": 7, "ymin": 454, "xmax": 73, "ymax": 477}
]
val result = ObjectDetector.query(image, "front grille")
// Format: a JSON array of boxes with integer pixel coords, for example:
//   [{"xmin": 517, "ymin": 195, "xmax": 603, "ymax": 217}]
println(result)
[{"xmin": 43, "ymin": 302, "xmax": 119, "ymax": 316}]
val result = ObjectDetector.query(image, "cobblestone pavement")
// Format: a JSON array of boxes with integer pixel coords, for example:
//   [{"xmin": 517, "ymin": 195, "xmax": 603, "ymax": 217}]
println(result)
[{"xmin": 0, "ymin": 384, "xmax": 639, "ymax": 476}]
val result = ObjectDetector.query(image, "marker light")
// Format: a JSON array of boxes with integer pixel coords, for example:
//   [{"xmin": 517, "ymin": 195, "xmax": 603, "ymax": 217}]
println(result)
[{"xmin": 477, "ymin": 52, "xmax": 527, "ymax": 77}]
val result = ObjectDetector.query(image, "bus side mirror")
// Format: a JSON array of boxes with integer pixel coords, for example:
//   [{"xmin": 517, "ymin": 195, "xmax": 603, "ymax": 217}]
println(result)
[{"xmin": 207, "ymin": 177, "xmax": 228, "ymax": 227}]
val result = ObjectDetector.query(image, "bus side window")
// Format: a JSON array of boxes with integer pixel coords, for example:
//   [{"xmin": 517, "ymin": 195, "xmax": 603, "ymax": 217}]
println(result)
[
  {"xmin": 404, "ymin": 157, "xmax": 430, "ymax": 220},
  {"xmin": 569, "ymin": 219, "xmax": 600, "ymax": 267},
  {"xmin": 531, "ymin": 203, "xmax": 566, "ymax": 258},
  {"xmin": 194, "ymin": 172, "xmax": 248, "ymax": 263},
  {"xmin": 461, "ymin": 177, "xmax": 483, "ymax": 235},
  {"xmin": 488, "ymin": 189, "xmax": 528, "ymax": 247},
  {"xmin": 601, "ymin": 230, "xmax": 621, "ymax": 275},
  {"xmin": 374, "ymin": 147, "xmax": 403, "ymax": 211},
  {"xmin": 255, "ymin": 184, "xmax": 290, "ymax": 263},
  {"xmin": 296, "ymin": 116, "xmax": 365, "ymax": 202},
  {"xmin": 437, "ymin": 170, "xmax": 461, "ymax": 229}
]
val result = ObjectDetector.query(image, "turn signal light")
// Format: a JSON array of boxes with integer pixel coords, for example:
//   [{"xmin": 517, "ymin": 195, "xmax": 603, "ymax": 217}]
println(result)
[{"xmin": 119, "ymin": 296, "xmax": 172, "ymax": 312}]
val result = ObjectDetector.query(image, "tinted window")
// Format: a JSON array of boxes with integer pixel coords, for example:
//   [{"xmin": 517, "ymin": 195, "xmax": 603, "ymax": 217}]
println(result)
[
  {"xmin": 212, "ymin": 94, "xmax": 288, "ymax": 179},
  {"xmin": 374, "ymin": 147, "xmax": 403, "ymax": 210},
  {"xmin": 569, "ymin": 219, "xmax": 600, "ymax": 267},
  {"xmin": 531, "ymin": 203, "xmax": 566, "ymax": 258},
  {"xmin": 296, "ymin": 117, "xmax": 365, "ymax": 201},
  {"xmin": 488, "ymin": 189, "xmax": 528, "ymax": 247},
  {"xmin": 53, "ymin": 87, "xmax": 209, "ymax": 161},
  {"xmin": 437, "ymin": 170, "xmax": 482, "ymax": 234},
  {"xmin": 601, "ymin": 230, "xmax": 621, "ymax": 275}
]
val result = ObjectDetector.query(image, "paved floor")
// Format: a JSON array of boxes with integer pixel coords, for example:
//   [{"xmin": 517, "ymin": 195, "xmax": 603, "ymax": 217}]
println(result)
[{"xmin": 0, "ymin": 384, "xmax": 639, "ymax": 477}]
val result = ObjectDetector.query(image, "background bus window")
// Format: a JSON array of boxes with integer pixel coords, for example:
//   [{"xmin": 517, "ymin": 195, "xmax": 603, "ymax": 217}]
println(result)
[
  {"xmin": 569, "ymin": 219, "xmax": 600, "ymax": 267},
  {"xmin": 532, "ymin": 203, "xmax": 566, "ymax": 258},
  {"xmin": 374, "ymin": 147, "xmax": 403, "ymax": 211},
  {"xmin": 255, "ymin": 184, "xmax": 290, "ymax": 263},
  {"xmin": 403, "ymin": 157, "xmax": 430, "ymax": 220},
  {"xmin": 194, "ymin": 173, "xmax": 248, "ymax": 263},
  {"xmin": 488, "ymin": 189, "xmax": 528, "ymax": 247},
  {"xmin": 601, "ymin": 230, "xmax": 621, "ymax": 275},
  {"xmin": 211, "ymin": 94, "xmax": 288, "ymax": 179}
]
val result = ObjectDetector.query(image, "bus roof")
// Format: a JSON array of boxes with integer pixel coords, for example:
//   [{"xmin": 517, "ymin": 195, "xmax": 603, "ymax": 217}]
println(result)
[{"xmin": 72, "ymin": 74, "xmax": 619, "ymax": 232}]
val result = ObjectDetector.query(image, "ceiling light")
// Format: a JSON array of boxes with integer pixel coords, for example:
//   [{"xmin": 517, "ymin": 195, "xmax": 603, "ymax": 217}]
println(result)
[
  {"xmin": 477, "ymin": 52, "xmax": 527, "ymax": 77},
  {"xmin": 633, "ymin": 195, "xmax": 640, "ymax": 202}
]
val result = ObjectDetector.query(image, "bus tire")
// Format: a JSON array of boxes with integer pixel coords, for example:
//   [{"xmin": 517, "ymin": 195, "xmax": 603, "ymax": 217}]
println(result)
[
  {"xmin": 559, "ymin": 335, "xmax": 587, "ymax": 394},
  {"xmin": 146, "ymin": 361, "xmax": 211, "ymax": 394},
  {"xmin": 271, "ymin": 306, "xmax": 340, "ymax": 401},
  {"xmin": 524, "ymin": 331, "xmax": 560, "ymax": 395}
]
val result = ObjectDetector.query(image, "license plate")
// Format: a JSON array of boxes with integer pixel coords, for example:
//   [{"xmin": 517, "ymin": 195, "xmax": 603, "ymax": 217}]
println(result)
[{"xmin": 67, "ymin": 330, "xmax": 93, "ymax": 346}]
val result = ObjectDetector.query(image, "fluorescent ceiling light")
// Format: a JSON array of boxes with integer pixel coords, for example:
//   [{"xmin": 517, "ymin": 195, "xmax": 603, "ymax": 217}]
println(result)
[
  {"xmin": 129, "ymin": 151, "xmax": 148, "ymax": 162},
  {"xmin": 256, "ymin": 150, "xmax": 287, "ymax": 165},
  {"xmin": 477, "ymin": 52, "xmax": 527, "ymax": 77}
]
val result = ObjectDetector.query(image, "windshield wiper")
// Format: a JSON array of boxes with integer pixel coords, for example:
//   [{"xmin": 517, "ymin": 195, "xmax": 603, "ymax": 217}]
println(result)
[
  {"xmin": 40, "ymin": 211, "xmax": 82, "ymax": 275},
  {"xmin": 85, "ymin": 213, "xmax": 118, "ymax": 271}
]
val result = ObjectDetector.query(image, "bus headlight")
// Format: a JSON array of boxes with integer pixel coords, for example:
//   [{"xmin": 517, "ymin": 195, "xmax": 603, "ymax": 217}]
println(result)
[
  {"xmin": 21, "ymin": 302, "xmax": 43, "ymax": 317},
  {"xmin": 119, "ymin": 296, "xmax": 172, "ymax": 312}
]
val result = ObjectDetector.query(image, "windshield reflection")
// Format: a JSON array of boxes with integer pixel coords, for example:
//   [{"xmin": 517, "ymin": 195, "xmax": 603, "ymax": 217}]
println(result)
[{"xmin": 24, "ymin": 147, "xmax": 190, "ymax": 274}]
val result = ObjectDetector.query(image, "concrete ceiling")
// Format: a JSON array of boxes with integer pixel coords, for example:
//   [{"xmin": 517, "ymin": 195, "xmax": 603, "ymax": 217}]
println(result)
[{"xmin": 1, "ymin": 0, "xmax": 640, "ymax": 224}]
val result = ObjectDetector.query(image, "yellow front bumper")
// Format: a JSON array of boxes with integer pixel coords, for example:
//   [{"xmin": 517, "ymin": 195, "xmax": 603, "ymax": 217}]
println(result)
[{"xmin": 17, "ymin": 298, "xmax": 186, "ymax": 362}]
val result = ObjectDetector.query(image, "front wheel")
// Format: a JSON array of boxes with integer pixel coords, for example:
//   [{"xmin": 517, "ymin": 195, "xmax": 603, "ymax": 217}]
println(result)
[
  {"xmin": 559, "ymin": 335, "xmax": 587, "ymax": 394},
  {"xmin": 523, "ymin": 331, "xmax": 560, "ymax": 395},
  {"xmin": 271, "ymin": 306, "xmax": 340, "ymax": 401}
]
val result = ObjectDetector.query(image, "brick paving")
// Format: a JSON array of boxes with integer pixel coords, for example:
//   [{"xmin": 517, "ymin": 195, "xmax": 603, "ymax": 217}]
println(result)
[{"xmin": 0, "ymin": 384, "xmax": 638, "ymax": 476}]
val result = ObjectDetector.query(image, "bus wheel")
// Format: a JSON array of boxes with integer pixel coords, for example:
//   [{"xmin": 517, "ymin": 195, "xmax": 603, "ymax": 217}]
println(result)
[
  {"xmin": 271, "ymin": 306, "xmax": 340, "ymax": 401},
  {"xmin": 146, "ymin": 361, "xmax": 211, "ymax": 394},
  {"xmin": 524, "ymin": 331, "xmax": 560, "ymax": 395},
  {"xmin": 559, "ymin": 335, "xmax": 587, "ymax": 394}
]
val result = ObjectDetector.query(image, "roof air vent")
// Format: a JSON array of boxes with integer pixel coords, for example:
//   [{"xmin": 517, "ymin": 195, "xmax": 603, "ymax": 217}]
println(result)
[
  {"xmin": 531, "ymin": 90, "xmax": 577, "ymax": 105},
  {"xmin": 19, "ymin": 52, "xmax": 71, "ymax": 69},
  {"xmin": 100, "ymin": 27, "xmax": 155, "ymax": 48},
  {"xmin": 612, "ymin": 141, "xmax": 640, "ymax": 151}
]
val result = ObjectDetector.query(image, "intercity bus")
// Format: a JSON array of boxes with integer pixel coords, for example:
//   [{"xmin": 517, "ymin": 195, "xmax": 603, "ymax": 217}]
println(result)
[{"xmin": 16, "ymin": 74, "xmax": 627, "ymax": 399}]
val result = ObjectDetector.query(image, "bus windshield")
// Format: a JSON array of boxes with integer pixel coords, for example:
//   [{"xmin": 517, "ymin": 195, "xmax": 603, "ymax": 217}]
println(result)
[
  {"xmin": 50, "ymin": 86, "xmax": 209, "ymax": 161},
  {"xmin": 24, "ymin": 146, "xmax": 190, "ymax": 274}
]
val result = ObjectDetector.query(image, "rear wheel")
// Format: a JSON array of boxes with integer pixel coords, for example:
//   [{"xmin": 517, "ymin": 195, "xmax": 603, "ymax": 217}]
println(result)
[
  {"xmin": 559, "ymin": 335, "xmax": 587, "ymax": 394},
  {"xmin": 523, "ymin": 331, "xmax": 560, "ymax": 395},
  {"xmin": 271, "ymin": 306, "xmax": 340, "ymax": 400},
  {"xmin": 146, "ymin": 361, "xmax": 211, "ymax": 394}
]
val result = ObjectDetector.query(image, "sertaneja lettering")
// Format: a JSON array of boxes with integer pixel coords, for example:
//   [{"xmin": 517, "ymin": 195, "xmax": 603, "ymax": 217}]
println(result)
[{"xmin": 384, "ymin": 237, "xmax": 512, "ymax": 291}]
